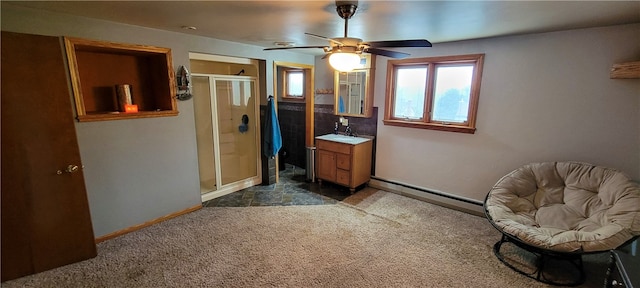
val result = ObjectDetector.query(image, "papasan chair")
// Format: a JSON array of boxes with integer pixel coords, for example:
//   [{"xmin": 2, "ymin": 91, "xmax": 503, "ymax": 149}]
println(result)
[{"xmin": 484, "ymin": 161, "xmax": 640, "ymax": 286}]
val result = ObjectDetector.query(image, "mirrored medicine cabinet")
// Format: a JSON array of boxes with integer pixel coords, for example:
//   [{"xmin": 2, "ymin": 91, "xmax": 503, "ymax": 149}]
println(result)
[{"xmin": 334, "ymin": 54, "xmax": 375, "ymax": 118}]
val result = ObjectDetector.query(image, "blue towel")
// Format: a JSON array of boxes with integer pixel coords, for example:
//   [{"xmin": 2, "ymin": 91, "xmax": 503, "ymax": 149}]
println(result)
[
  {"xmin": 339, "ymin": 96, "xmax": 346, "ymax": 113},
  {"xmin": 263, "ymin": 96, "xmax": 282, "ymax": 158}
]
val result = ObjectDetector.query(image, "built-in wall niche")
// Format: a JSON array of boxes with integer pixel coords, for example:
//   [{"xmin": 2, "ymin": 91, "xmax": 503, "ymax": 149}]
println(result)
[{"xmin": 64, "ymin": 37, "xmax": 178, "ymax": 122}]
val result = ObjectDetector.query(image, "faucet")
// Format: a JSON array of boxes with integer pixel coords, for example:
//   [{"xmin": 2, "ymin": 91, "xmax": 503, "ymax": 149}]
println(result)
[{"xmin": 345, "ymin": 125, "xmax": 353, "ymax": 136}]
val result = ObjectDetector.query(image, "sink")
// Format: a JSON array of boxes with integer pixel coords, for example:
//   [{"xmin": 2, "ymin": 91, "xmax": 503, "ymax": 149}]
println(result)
[{"xmin": 315, "ymin": 134, "xmax": 373, "ymax": 145}]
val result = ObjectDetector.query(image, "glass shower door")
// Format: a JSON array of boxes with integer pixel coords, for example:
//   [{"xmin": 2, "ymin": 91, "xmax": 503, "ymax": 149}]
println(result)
[
  {"xmin": 214, "ymin": 78, "xmax": 258, "ymax": 185},
  {"xmin": 192, "ymin": 74, "xmax": 260, "ymax": 197}
]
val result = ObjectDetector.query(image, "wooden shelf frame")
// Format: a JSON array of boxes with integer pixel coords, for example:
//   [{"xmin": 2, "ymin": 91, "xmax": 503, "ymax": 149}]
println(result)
[
  {"xmin": 64, "ymin": 37, "xmax": 178, "ymax": 121},
  {"xmin": 610, "ymin": 61, "xmax": 640, "ymax": 79}
]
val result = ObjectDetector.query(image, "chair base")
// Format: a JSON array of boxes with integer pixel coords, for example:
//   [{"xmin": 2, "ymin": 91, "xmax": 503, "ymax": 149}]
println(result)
[{"xmin": 493, "ymin": 234, "xmax": 586, "ymax": 286}]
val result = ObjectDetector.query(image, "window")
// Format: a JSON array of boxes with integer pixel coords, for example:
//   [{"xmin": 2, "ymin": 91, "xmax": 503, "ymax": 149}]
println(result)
[
  {"xmin": 384, "ymin": 54, "xmax": 484, "ymax": 134},
  {"xmin": 283, "ymin": 69, "xmax": 304, "ymax": 99}
]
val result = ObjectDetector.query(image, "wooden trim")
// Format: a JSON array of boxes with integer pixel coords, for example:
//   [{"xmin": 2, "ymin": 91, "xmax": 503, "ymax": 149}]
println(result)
[
  {"xmin": 382, "ymin": 119, "xmax": 476, "ymax": 134},
  {"xmin": 95, "ymin": 204, "xmax": 202, "ymax": 243},
  {"xmin": 77, "ymin": 110, "xmax": 179, "ymax": 122},
  {"xmin": 64, "ymin": 36, "xmax": 178, "ymax": 122},
  {"xmin": 272, "ymin": 61, "xmax": 315, "ymax": 147},
  {"xmin": 64, "ymin": 36, "xmax": 172, "ymax": 54},
  {"xmin": 383, "ymin": 54, "xmax": 484, "ymax": 134},
  {"xmin": 64, "ymin": 37, "xmax": 86, "ymax": 118},
  {"xmin": 467, "ymin": 54, "xmax": 484, "ymax": 128},
  {"xmin": 610, "ymin": 61, "xmax": 640, "ymax": 79},
  {"xmin": 425, "ymin": 64, "xmax": 435, "ymax": 121},
  {"xmin": 306, "ymin": 67, "xmax": 315, "ymax": 147},
  {"xmin": 388, "ymin": 54, "xmax": 485, "ymax": 66},
  {"xmin": 384, "ymin": 62, "xmax": 396, "ymax": 121},
  {"xmin": 365, "ymin": 55, "xmax": 376, "ymax": 117}
]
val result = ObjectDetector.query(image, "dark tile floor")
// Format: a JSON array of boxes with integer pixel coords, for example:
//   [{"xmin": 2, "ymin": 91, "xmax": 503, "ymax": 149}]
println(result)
[{"xmin": 203, "ymin": 164, "xmax": 355, "ymax": 207}]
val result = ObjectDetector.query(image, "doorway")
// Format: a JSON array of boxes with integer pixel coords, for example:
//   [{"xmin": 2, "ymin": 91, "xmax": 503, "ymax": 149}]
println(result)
[
  {"xmin": 190, "ymin": 54, "xmax": 262, "ymax": 202},
  {"xmin": 273, "ymin": 61, "xmax": 315, "ymax": 176}
]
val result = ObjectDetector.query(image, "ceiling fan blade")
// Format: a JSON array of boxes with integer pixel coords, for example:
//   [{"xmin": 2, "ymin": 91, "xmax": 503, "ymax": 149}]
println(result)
[
  {"xmin": 263, "ymin": 46, "xmax": 327, "ymax": 51},
  {"xmin": 305, "ymin": 32, "xmax": 344, "ymax": 45},
  {"xmin": 364, "ymin": 39, "xmax": 432, "ymax": 48},
  {"xmin": 363, "ymin": 47, "xmax": 410, "ymax": 58}
]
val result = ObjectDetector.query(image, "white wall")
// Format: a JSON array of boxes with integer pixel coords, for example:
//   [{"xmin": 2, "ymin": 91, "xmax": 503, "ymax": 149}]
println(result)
[
  {"xmin": 314, "ymin": 58, "xmax": 335, "ymax": 105},
  {"xmin": 372, "ymin": 24, "xmax": 640, "ymax": 202},
  {"xmin": 3, "ymin": 5, "xmax": 638, "ymax": 230},
  {"xmin": 1, "ymin": 4, "xmax": 315, "ymax": 237}
]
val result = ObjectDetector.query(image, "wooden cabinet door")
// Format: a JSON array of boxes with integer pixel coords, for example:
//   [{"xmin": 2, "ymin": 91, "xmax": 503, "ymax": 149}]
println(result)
[
  {"xmin": 316, "ymin": 149, "xmax": 337, "ymax": 182},
  {"xmin": 1, "ymin": 31, "xmax": 97, "ymax": 282}
]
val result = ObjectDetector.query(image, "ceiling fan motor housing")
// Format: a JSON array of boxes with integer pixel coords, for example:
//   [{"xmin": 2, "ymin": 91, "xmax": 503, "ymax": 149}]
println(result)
[
  {"xmin": 328, "ymin": 37, "xmax": 365, "ymax": 54},
  {"xmin": 336, "ymin": 2, "xmax": 358, "ymax": 20}
]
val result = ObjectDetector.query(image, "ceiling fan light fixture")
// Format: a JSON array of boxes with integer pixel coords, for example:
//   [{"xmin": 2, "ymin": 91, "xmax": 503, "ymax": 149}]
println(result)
[
  {"xmin": 329, "ymin": 52, "xmax": 361, "ymax": 72},
  {"xmin": 262, "ymin": 1, "xmax": 431, "ymax": 60}
]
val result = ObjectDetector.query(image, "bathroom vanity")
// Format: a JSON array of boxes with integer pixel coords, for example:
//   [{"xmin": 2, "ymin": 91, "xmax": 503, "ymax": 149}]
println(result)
[{"xmin": 315, "ymin": 134, "xmax": 373, "ymax": 193}]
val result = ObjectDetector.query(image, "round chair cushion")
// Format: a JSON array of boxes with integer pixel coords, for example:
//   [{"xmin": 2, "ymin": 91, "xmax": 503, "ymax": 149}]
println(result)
[{"xmin": 485, "ymin": 162, "xmax": 640, "ymax": 253}]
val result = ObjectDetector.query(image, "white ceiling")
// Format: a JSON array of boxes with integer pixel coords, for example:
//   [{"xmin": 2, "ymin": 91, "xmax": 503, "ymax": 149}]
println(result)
[{"xmin": 6, "ymin": 1, "xmax": 640, "ymax": 55}]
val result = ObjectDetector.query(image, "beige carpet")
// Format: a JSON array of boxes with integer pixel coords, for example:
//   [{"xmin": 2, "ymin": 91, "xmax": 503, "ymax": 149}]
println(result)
[{"xmin": 3, "ymin": 188, "xmax": 610, "ymax": 287}]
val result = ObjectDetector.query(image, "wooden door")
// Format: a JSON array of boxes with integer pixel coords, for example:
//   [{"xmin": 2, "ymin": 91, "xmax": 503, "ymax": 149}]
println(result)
[{"xmin": 1, "ymin": 31, "xmax": 97, "ymax": 282}]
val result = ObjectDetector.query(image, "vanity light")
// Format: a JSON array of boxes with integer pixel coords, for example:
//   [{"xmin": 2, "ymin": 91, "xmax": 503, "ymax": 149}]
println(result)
[{"xmin": 329, "ymin": 52, "xmax": 361, "ymax": 72}]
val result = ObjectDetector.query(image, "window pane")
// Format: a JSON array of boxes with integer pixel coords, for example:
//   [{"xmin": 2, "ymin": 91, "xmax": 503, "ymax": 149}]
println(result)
[
  {"xmin": 432, "ymin": 65, "xmax": 473, "ymax": 123},
  {"xmin": 393, "ymin": 67, "xmax": 427, "ymax": 119},
  {"xmin": 287, "ymin": 71, "xmax": 303, "ymax": 97}
]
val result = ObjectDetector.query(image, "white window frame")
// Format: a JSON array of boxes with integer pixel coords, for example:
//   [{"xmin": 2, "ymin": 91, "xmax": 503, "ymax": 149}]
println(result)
[{"xmin": 283, "ymin": 69, "xmax": 304, "ymax": 99}]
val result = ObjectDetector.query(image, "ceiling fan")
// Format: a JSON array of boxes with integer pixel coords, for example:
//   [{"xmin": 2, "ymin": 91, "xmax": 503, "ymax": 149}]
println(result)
[{"xmin": 263, "ymin": 0, "xmax": 432, "ymax": 71}]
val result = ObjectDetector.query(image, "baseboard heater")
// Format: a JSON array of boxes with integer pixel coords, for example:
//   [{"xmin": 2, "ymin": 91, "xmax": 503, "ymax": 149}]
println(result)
[{"xmin": 369, "ymin": 176, "xmax": 485, "ymax": 216}]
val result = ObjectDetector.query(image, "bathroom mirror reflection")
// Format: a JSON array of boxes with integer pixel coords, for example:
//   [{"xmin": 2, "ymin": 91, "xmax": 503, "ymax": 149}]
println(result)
[{"xmin": 334, "ymin": 69, "xmax": 372, "ymax": 118}]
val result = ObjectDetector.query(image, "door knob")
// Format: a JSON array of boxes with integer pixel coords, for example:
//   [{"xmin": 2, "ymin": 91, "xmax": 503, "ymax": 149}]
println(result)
[
  {"xmin": 57, "ymin": 165, "xmax": 79, "ymax": 175},
  {"xmin": 66, "ymin": 165, "xmax": 79, "ymax": 173}
]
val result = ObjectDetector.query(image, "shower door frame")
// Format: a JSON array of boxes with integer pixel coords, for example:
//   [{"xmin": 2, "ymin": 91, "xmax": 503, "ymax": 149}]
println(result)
[{"xmin": 193, "ymin": 73, "xmax": 262, "ymax": 202}]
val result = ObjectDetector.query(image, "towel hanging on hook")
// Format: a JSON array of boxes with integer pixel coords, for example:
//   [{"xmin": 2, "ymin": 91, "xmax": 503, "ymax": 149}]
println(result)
[{"xmin": 263, "ymin": 95, "xmax": 282, "ymax": 159}]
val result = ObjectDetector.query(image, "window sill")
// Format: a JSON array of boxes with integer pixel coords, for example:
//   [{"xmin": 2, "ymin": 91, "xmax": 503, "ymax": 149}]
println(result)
[
  {"xmin": 281, "ymin": 96, "xmax": 305, "ymax": 103},
  {"xmin": 383, "ymin": 119, "xmax": 476, "ymax": 134}
]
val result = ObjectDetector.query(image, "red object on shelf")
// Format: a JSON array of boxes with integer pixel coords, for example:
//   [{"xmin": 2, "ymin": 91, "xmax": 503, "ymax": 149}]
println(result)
[{"xmin": 124, "ymin": 104, "xmax": 138, "ymax": 113}]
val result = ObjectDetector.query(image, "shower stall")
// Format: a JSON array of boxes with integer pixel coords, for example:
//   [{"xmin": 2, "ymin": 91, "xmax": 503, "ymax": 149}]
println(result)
[{"xmin": 192, "ymin": 73, "xmax": 261, "ymax": 201}]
